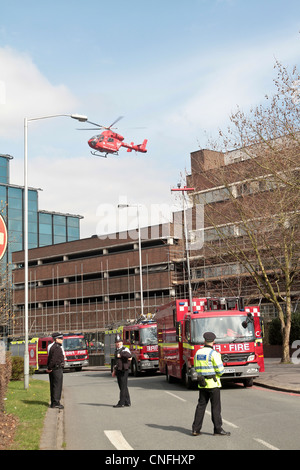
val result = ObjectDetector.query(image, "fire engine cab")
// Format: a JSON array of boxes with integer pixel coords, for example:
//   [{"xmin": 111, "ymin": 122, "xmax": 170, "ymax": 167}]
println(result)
[
  {"xmin": 156, "ymin": 297, "xmax": 264, "ymax": 388},
  {"xmin": 10, "ymin": 333, "xmax": 89, "ymax": 372},
  {"xmin": 105, "ymin": 314, "xmax": 159, "ymax": 376}
]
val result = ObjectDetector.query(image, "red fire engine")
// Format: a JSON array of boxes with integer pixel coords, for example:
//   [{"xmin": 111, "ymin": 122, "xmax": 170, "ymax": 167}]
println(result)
[
  {"xmin": 104, "ymin": 315, "xmax": 159, "ymax": 375},
  {"xmin": 156, "ymin": 297, "xmax": 264, "ymax": 388},
  {"xmin": 61, "ymin": 333, "xmax": 89, "ymax": 371},
  {"xmin": 10, "ymin": 333, "xmax": 89, "ymax": 372}
]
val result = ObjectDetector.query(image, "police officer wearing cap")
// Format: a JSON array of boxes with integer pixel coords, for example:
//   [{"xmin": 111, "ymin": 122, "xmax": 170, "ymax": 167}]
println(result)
[
  {"xmin": 112, "ymin": 334, "xmax": 132, "ymax": 407},
  {"xmin": 192, "ymin": 331, "xmax": 230, "ymax": 436},
  {"xmin": 46, "ymin": 332, "xmax": 65, "ymax": 409}
]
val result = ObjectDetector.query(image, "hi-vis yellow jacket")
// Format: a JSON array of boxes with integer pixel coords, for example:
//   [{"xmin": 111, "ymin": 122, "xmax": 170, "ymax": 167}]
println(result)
[{"xmin": 194, "ymin": 346, "xmax": 225, "ymax": 389}]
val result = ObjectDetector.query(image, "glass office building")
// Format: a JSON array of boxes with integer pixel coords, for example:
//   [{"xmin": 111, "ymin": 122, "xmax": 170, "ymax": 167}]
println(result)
[{"xmin": 0, "ymin": 154, "xmax": 82, "ymax": 268}]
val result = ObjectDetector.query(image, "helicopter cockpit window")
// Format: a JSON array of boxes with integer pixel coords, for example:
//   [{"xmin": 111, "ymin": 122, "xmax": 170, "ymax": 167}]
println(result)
[{"xmin": 108, "ymin": 138, "xmax": 114, "ymax": 142}]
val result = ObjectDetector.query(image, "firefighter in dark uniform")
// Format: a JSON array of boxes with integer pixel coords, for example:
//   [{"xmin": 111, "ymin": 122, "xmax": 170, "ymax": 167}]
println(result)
[
  {"xmin": 46, "ymin": 332, "xmax": 65, "ymax": 409},
  {"xmin": 112, "ymin": 334, "xmax": 132, "ymax": 407},
  {"xmin": 192, "ymin": 331, "xmax": 230, "ymax": 436}
]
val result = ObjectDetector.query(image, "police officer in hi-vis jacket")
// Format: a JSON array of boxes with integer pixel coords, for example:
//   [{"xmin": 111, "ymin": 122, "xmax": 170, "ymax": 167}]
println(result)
[{"xmin": 192, "ymin": 331, "xmax": 230, "ymax": 436}]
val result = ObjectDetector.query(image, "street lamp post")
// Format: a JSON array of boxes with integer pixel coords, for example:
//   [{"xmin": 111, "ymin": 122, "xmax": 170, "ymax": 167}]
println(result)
[
  {"xmin": 171, "ymin": 185, "xmax": 195, "ymax": 314},
  {"xmin": 118, "ymin": 204, "xmax": 144, "ymax": 317},
  {"xmin": 23, "ymin": 113, "xmax": 87, "ymax": 389}
]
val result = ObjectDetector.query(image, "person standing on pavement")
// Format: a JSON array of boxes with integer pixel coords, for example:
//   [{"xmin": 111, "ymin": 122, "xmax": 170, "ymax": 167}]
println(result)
[
  {"xmin": 46, "ymin": 332, "xmax": 65, "ymax": 409},
  {"xmin": 112, "ymin": 334, "xmax": 132, "ymax": 408},
  {"xmin": 192, "ymin": 331, "xmax": 230, "ymax": 436}
]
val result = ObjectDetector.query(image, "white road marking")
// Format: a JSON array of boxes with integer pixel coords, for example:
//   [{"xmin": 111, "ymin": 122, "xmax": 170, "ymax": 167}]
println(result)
[
  {"xmin": 165, "ymin": 389, "xmax": 280, "ymax": 449},
  {"xmin": 104, "ymin": 430, "xmax": 133, "ymax": 450},
  {"xmin": 165, "ymin": 391, "xmax": 187, "ymax": 402},
  {"xmin": 253, "ymin": 438, "xmax": 279, "ymax": 450}
]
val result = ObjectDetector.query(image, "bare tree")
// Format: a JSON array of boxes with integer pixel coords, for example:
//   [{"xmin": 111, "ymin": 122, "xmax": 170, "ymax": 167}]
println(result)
[{"xmin": 190, "ymin": 61, "xmax": 300, "ymax": 363}]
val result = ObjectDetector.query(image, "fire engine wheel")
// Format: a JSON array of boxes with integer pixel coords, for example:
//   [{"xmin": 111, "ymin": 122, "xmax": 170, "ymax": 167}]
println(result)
[
  {"xmin": 166, "ymin": 366, "xmax": 175, "ymax": 383},
  {"xmin": 182, "ymin": 366, "xmax": 195, "ymax": 389},
  {"xmin": 131, "ymin": 359, "xmax": 140, "ymax": 377},
  {"xmin": 243, "ymin": 377, "xmax": 254, "ymax": 387}
]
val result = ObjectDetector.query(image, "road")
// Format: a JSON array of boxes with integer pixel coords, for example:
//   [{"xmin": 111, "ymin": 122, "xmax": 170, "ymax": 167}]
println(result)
[{"xmin": 59, "ymin": 368, "xmax": 300, "ymax": 451}]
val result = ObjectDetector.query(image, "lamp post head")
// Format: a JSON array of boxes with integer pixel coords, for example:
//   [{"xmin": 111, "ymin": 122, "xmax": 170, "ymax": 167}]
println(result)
[{"xmin": 71, "ymin": 114, "xmax": 88, "ymax": 122}]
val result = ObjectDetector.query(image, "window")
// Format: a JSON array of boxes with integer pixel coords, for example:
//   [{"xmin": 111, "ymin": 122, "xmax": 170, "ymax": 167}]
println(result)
[
  {"xmin": 0, "ymin": 185, "xmax": 7, "ymax": 216},
  {"xmin": 0, "ymin": 157, "xmax": 9, "ymax": 184},
  {"xmin": 185, "ymin": 317, "xmax": 191, "ymax": 341},
  {"xmin": 196, "ymin": 187, "xmax": 231, "ymax": 205},
  {"xmin": 140, "ymin": 326, "xmax": 157, "ymax": 345},
  {"xmin": 8, "ymin": 187, "xmax": 23, "ymax": 250},
  {"xmin": 190, "ymin": 316, "xmax": 255, "ymax": 344},
  {"xmin": 53, "ymin": 215, "xmax": 66, "ymax": 244},
  {"xmin": 28, "ymin": 190, "xmax": 38, "ymax": 249},
  {"xmin": 39, "ymin": 213, "xmax": 53, "ymax": 247},
  {"xmin": 67, "ymin": 217, "xmax": 79, "ymax": 241},
  {"xmin": 39, "ymin": 234, "xmax": 52, "ymax": 246},
  {"xmin": 130, "ymin": 330, "xmax": 139, "ymax": 343}
]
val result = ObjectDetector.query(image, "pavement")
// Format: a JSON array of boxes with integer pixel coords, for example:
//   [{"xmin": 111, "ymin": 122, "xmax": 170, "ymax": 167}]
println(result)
[
  {"xmin": 39, "ymin": 358, "xmax": 300, "ymax": 450},
  {"xmin": 253, "ymin": 357, "xmax": 300, "ymax": 394}
]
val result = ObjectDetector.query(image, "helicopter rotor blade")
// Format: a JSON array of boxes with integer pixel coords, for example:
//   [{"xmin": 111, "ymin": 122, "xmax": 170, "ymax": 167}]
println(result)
[
  {"xmin": 77, "ymin": 116, "xmax": 124, "ymax": 131},
  {"xmin": 108, "ymin": 116, "xmax": 124, "ymax": 129},
  {"xmin": 77, "ymin": 128, "xmax": 103, "ymax": 131},
  {"xmin": 85, "ymin": 120, "xmax": 104, "ymax": 128}
]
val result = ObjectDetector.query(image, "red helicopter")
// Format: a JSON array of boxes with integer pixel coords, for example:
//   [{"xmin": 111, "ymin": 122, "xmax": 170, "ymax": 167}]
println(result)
[{"xmin": 79, "ymin": 116, "xmax": 148, "ymax": 157}]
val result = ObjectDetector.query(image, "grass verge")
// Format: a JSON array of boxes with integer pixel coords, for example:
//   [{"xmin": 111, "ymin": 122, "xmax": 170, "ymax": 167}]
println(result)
[{"xmin": 4, "ymin": 379, "xmax": 49, "ymax": 450}]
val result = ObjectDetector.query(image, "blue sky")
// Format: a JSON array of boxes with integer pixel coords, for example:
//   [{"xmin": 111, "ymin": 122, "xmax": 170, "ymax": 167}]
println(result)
[{"xmin": 1, "ymin": 0, "xmax": 300, "ymax": 237}]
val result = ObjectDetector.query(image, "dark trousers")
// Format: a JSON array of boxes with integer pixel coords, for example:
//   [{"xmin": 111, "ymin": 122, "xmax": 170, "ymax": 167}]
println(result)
[
  {"xmin": 49, "ymin": 368, "xmax": 63, "ymax": 406},
  {"xmin": 116, "ymin": 370, "xmax": 131, "ymax": 406},
  {"xmin": 192, "ymin": 387, "xmax": 222, "ymax": 433}
]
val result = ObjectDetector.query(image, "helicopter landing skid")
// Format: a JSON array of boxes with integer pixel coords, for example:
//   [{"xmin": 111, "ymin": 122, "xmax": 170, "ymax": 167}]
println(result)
[
  {"xmin": 91, "ymin": 151, "xmax": 107, "ymax": 158},
  {"xmin": 90, "ymin": 151, "xmax": 119, "ymax": 158}
]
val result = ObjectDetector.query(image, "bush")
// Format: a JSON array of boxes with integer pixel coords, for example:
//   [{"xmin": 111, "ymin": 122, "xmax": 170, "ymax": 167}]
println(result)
[
  {"xmin": 268, "ymin": 314, "xmax": 300, "ymax": 345},
  {"xmin": 11, "ymin": 356, "xmax": 24, "ymax": 381},
  {"xmin": 268, "ymin": 317, "xmax": 282, "ymax": 345},
  {"xmin": 290, "ymin": 313, "xmax": 300, "ymax": 344},
  {"xmin": 10, "ymin": 356, "xmax": 36, "ymax": 381},
  {"xmin": 0, "ymin": 352, "xmax": 12, "ymax": 412}
]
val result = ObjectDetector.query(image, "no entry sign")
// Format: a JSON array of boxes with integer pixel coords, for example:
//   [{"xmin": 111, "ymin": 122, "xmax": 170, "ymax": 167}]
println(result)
[{"xmin": 0, "ymin": 214, "xmax": 7, "ymax": 260}]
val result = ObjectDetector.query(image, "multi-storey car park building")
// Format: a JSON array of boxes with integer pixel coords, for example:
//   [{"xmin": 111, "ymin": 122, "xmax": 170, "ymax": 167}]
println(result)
[
  {"xmin": 10, "ymin": 144, "xmax": 299, "ymax": 341},
  {"xmin": 11, "ymin": 223, "xmax": 184, "ymax": 338}
]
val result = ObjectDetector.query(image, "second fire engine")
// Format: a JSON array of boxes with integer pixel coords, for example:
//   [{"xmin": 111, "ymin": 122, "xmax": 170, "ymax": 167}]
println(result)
[
  {"xmin": 156, "ymin": 297, "xmax": 264, "ymax": 388},
  {"xmin": 104, "ymin": 314, "xmax": 159, "ymax": 376}
]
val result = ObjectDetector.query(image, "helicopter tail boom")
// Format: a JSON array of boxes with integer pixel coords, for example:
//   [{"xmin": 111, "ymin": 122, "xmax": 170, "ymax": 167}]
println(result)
[{"xmin": 126, "ymin": 139, "xmax": 148, "ymax": 153}]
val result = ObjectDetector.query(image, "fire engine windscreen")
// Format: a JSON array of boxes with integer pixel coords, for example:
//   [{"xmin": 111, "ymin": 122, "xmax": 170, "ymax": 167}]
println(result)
[
  {"xmin": 63, "ymin": 337, "xmax": 87, "ymax": 351},
  {"xmin": 190, "ymin": 316, "xmax": 255, "ymax": 344},
  {"xmin": 140, "ymin": 326, "xmax": 157, "ymax": 345}
]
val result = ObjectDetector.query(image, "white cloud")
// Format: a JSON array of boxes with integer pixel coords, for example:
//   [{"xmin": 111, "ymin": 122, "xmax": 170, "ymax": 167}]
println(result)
[
  {"xmin": 0, "ymin": 46, "xmax": 78, "ymax": 137},
  {"xmin": 11, "ymin": 153, "xmax": 176, "ymax": 239},
  {"xmin": 159, "ymin": 32, "xmax": 300, "ymax": 139}
]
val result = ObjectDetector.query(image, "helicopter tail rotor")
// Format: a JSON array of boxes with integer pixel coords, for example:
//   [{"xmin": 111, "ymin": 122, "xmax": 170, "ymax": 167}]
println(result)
[{"xmin": 138, "ymin": 139, "xmax": 148, "ymax": 153}]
